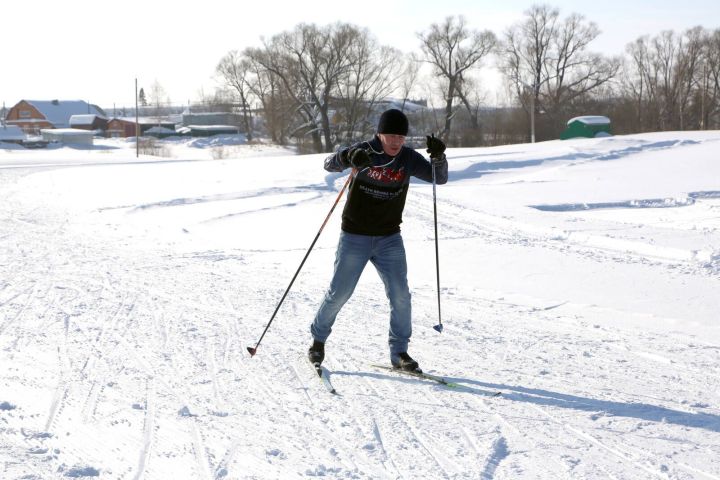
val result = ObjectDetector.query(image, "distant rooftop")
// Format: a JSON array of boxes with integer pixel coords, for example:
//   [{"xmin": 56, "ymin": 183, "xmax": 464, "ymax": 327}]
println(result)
[
  {"xmin": 567, "ymin": 116, "xmax": 611, "ymax": 125},
  {"xmin": 0, "ymin": 125, "xmax": 25, "ymax": 140},
  {"xmin": 24, "ymin": 100, "xmax": 105, "ymax": 127},
  {"xmin": 70, "ymin": 114, "xmax": 106, "ymax": 125},
  {"xmin": 187, "ymin": 125, "xmax": 240, "ymax": 131}
]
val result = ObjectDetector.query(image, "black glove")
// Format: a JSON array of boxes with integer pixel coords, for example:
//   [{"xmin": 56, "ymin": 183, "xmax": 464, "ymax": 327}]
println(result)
[
  {"xmin": 426, "ymin": 134, "xmax": 446, "ymax": 161},
  {"xmin": 347, "ymin": 147, "xmax": 373, "ymax": 170}
]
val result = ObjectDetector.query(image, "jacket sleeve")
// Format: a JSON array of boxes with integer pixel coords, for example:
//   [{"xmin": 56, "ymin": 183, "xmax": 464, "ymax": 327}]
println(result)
[
  {"xmin": 324, "ymin": 147, "xmax": 351, "ymax": 172},
  {"xmin": 410, "ymin": 150, "xmax": 448, "ymax": 184}
]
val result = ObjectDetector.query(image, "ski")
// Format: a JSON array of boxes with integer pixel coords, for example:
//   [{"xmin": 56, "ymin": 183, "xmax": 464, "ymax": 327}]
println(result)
[
  {"xmin": 371, "ymin": 364, "xmax": 458, "ymax": 387},
  {"xmin": 370, "ymin": 364, "xmax": 501, "ymax": 396},
  {"xmin": 308, "ymin": 358, "xmax": 337, "ymax": 395}
]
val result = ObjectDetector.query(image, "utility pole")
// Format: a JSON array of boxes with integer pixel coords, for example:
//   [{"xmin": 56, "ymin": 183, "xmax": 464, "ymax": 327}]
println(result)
[
  {"xmin": 135, "ymin": 78, "xmax": 139, "ymax": 158},
  {"xmin": 530, "ymin": 87, "xmax": 536, "ymax": 143},
  {"xmin": 524, "ymin": 81, "xmax": 536, "ymax": 143},
  {"xmin": 701, "ymin": 63, "xmax": 707, "ymax": 130}
]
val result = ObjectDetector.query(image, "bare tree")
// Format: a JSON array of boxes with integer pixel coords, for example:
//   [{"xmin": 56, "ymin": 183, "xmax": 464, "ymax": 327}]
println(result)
[
  {"xmin": 676, "ymin": 27, "xmax": 705, "ymax": 129},
  {"xmin": 418, "ymin": 15, "xmax": 497, "ymax": 141},
  {"xmin": 702, "ymin": 29, "xmax": 720, "ymax": 128},
  {"xmin": 623, "ymin": 27, "xmax": 714, "ymax": 132},
  {"xmin": 241, "ymin": 52, "xmax": 291, "ymax": 144},
  {"xmin": 196, "ymin": 88, "xmax": 237, "ymax": 113},
  {"xmin": 623, "ymin": 36, "xmax": 656, "ymax": 131},
  {"xmin": 246, "ymin": 23, "xmax": 355, "ymax": 152},
  {"xmin": 398, "ymin": 53, "xmax": 422, "ymax": 111},
  {"xmin": 216, "ymin": 50, "xmax": 255, "ymax": 140},
  {"xmin": 503, "ymin": 4, "xmax": 558, "ymax": 103},
  {"xmin": 243, "ymin": 22, "xmax": 400, "ymax": 152},
  {"xmin": 335, "ymin": 38, "xmax": 401, "ymax": 144},
  {"xmin": 654, "ymin": 30, "xmax": 682, "ymax": 129},
  {"xmin": 549, "ymin": 13, "xmax": 619, "ymax": 113},
  {"xmin": 455, "ymin": 73, "xmax": 487, "ymax": 131},
  {"xmin": 502, "ymin": 4, "xmax": 619, "ymax": 139},
  {"xmin": 149, "ymin": 80, "xmax": 170, "ymax": 121}
]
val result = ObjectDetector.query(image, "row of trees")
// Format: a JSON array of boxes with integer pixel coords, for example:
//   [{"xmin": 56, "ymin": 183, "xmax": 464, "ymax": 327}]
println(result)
[
  {"xmin": 211, "ymin": 5, "xmax": 720, "ymax": 151},
  {"xmin": 502, "ymin": 5, "xmax": 620, "ymax": 140},
  {"xmin": 213, "ymin": 17, "xmax": 499, "ymax": 152},
  {"xmin": 620, "ymin": 27, "xmax": 720, "ymax": 132},
  {"xmin": 216, "ymin": 24, "xmax": 405, "ymax": 151}
]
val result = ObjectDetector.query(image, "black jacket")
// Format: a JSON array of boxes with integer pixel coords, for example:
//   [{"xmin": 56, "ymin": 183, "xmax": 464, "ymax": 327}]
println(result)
[{"xmin": 324, "ymin": 135, "xmax": 448, "ymax": 236}]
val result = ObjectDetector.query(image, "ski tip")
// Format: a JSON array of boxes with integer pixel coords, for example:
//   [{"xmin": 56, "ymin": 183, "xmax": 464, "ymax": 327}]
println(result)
[
  {"xmin": 246, "ymin": 347, "xmax": 257, "ymax": 357},
  {"xmin": 433, "ymin": 324, "xmax": 444, "ymax": 333}
]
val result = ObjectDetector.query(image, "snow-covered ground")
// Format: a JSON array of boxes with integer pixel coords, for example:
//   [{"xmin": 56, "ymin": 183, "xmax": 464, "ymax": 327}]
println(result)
[{"xmin": 1, "ymin": 133, "xmax": 719, "ymax": 479}]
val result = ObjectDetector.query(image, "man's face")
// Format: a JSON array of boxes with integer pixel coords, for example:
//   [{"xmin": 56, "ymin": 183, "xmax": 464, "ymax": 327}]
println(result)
[{"xmin": 378, "ymin": 134, "xmax": 406, "ymax": 157}]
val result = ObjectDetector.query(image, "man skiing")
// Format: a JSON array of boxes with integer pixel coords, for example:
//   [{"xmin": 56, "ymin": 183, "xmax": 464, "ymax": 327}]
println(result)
[{"xmin": 308, "ymin": 108, "xmax": 448, "ymax": 372}]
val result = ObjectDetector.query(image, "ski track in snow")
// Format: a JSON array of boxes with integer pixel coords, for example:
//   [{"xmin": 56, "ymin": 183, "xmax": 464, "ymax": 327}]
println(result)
[
  {"xmin": 407, "ymin": 186, "xmax": 717, "ymax": 278},
  {"xmin": 2, "ymin": 136, "xmax": 720, "ymax": 479}
]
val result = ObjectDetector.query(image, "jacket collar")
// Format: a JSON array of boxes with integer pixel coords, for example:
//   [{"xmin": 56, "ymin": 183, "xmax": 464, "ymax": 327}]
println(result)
[
  {"xmin": 368, "ymin": 134, "xmax": 407, "ymax": 157},
  {"xmin": 368, "ymin": 135, "xmax": 384, "ymax": 153}
]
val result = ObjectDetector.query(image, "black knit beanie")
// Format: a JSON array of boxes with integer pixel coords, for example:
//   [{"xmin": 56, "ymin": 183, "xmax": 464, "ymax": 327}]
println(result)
[{"xmin": 377, "ymin": 109, "xmax": 409, "ymax": 136}]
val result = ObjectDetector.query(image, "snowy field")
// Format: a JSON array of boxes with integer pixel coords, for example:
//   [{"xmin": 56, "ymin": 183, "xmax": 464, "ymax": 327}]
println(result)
[{"xmin": 1, "ymin": 132, "xmax": 719, "ymax": 479}]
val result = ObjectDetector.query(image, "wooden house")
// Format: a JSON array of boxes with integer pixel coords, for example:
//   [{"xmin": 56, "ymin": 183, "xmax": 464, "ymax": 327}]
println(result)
[
  {"xmin": 106, "ymin": 117, "xmax": 178, "ymax": 138},
  {"xmin": 69, "ymin": 114, "xmax": 109, "ymax": 132},
  {"xmin": 5, "ymin": 100, "xmax": 106, "ymax": 134},
  {"xmin": 106, "ymin": 118, "xmax": 137, "ymax": 138}
]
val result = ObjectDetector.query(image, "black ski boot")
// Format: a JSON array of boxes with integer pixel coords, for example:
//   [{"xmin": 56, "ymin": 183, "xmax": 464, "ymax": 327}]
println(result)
[
  {"xmin": 308, "ymin": 339, "xmax": 325, "ymax": 365},
  {"xmin": 391, "ymin": 352, "xmax": 421, "ymax": 372}
]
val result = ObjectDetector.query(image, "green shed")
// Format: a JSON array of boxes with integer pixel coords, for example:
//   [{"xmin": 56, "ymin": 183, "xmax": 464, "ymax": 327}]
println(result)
[{"xmin": 560, "ymin": 116, "xmax": 612, "ymax": 140}]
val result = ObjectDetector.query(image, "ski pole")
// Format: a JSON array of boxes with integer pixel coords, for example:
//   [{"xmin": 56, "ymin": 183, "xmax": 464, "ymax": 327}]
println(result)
[
  {"xmin": 431, "ymin": 163, "xmax": 444, "ymax": 333},
  {"xmin": 247, "ymin": 173, "xmax": 352, "ymax": 357}
]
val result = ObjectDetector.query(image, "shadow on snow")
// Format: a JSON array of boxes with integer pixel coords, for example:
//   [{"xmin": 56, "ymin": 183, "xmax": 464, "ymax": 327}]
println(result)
[
  {"xmin": 452, "ymin": 376, "xmax": 720, "ymax": 433},
  {"xmin": 335, "ymin": 370, "xmax": 720, "ymax": 433},
  {"xmin": 444, "ymin": 139, "xmax": 700, "ymax": 183}
]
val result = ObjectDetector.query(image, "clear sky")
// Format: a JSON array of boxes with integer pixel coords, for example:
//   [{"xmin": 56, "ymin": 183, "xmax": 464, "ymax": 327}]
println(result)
[{"xmin": 2, "ymin": 0, "xmax": 718, "ymax": 111}]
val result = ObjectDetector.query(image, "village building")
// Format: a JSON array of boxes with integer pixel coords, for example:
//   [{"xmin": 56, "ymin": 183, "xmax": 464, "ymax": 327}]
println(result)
[
  {"xmin": 41, "ymin": 128, "xmax": 94, "ymax": 145},
  {"xmin": 106, "ymin": 117, "xmax": 177, "ymax": 138},
  {"xmin": 0, "ymin": 125, "xmax": 26, "ymax": 144},
  {"xmin": 560, "ymin": 116, "xmax": 612, "ymax": 140},
  {"xmin": 4, "ymin": 100, "xmax": 106, "ymax": 134},
  {"xmin": 69, "ymin": 114, "xmax": 108, "ymax": 133},
  {"xmin": 145, "ymin": 126, "xmax": 177, "ymax": 139},
  {"xmin": 182, "ymin": 112, "xmax": 244, "ymax": 128},
  {"xmin": 106, "ymin": 118, "xmax": 137, "ymax": 138},
  {"xmin": 187, "ymin": 125, "xmax": 240, "ymax": 137}
]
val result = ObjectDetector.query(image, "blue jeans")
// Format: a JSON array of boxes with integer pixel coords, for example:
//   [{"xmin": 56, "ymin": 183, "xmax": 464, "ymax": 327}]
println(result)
[{"xmin": 311, "ymin": 231, "xmax": 412, "ymax": 355}]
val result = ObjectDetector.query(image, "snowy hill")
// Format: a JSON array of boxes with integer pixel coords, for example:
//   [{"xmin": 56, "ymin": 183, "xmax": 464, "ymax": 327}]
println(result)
[{"xmin": 1, "ymin": 133, "xmax": 719, "ymax": 479}]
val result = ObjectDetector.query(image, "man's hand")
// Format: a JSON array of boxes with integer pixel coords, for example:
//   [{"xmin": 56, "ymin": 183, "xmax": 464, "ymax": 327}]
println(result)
[
  {"xmin": 426, "ymin": 134, "xmax": 446, "ymax": 164},
  {"xmin": 347, "ymin": 147, "xmax": 373, "ymax": 169}
]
